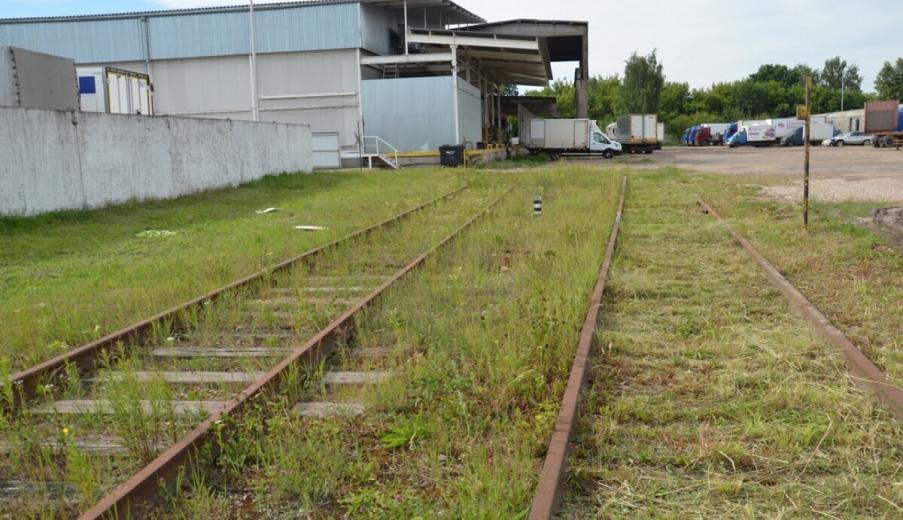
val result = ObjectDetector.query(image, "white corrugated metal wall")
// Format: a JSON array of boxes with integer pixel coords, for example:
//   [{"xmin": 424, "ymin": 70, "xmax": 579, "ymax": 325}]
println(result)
[{"xmin": 362, "ymin": 75, "xmax": 481, "ymax": 152}]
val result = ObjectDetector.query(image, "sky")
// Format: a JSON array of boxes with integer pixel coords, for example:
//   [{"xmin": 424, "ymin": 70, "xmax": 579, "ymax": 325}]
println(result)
[{"xmin": 2, "ymin": 0, "xmax": 901, "ymax": 91}]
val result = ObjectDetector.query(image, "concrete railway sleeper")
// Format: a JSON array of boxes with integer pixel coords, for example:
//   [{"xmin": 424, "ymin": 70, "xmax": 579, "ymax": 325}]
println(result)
[{"xmin": 0, "ymin": 186, "xmax": 510, "ymax": 518}]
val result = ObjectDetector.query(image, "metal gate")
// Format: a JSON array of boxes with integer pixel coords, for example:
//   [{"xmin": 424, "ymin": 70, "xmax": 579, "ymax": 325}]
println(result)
[{"xmin": 312, "ymin": 132, "xmax": 341, "ymax": 170}]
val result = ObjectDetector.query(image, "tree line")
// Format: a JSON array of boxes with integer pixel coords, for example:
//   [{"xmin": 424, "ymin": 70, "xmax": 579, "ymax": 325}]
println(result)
[{"xmin": 525, "ymin": 51, "xmax": 903, "ymax": 139}]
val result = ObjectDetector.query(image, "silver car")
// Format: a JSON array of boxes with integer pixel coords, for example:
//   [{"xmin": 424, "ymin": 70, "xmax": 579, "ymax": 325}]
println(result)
[{"xmin": 828, "ymin": 131, "xmax": 873, "ymax": 147}]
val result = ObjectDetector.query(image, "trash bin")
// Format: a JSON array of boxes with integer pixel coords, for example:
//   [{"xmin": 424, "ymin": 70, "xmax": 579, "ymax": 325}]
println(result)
[{"xmin": 439, "ymin": 145, "xmax": 465, "ymax": 167}]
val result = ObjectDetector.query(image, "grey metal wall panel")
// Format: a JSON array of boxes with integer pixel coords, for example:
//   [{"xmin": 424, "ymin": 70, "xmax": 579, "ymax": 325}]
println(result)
[
  {"xmin": 457, "ymin": 77, "xmax": 481, "ymax": 145},
  {"xmin": 148, "ymin": 12, "xmax": 249, "ymax": 60},
  {"xmin": 0, "ymin": 18, "xmax": 146, "ymax": 63},
  {"xmin": 360, "ymin": 4, "xmax": 395, "ymax": 56},
  {"xmin": 255, "ymin": 4, "xmax": 360, "ymax": 54},
  {"xmin": 363, "ymin": 76, "xmax": 456, "ymax": 152},
  {"xmin": 1, "ymin": 3, "xmax": 360, "ymax": 64},
  {"xmin": 151, "ymin": 54, "xmax": 252, "ymax": 116}
]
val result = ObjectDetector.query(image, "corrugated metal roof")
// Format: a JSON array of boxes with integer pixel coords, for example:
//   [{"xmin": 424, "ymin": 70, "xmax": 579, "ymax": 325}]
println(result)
[
  {"xmin": 0, "ymin": 1, "xmax": 484, "ymax": 64},
  {"xmin": 0, "ymin": 0, "xmax": 482, "ymax": 25}
]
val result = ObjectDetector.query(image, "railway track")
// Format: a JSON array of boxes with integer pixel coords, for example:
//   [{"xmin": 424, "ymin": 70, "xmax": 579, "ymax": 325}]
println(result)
[
  {"xmin": 697, "ymin": 199, "xmax": 903, "ymax": 419},
  {"xmin": 528, "ymin": 177, "xmax": 627, "ymax": 520},
  {"xmin": 527, "ymin": 186, "xmax": 903, "ymax": 519},
  {"xmin": 1, "ymin": 185, "xmax": 510, "ymax": 518}
]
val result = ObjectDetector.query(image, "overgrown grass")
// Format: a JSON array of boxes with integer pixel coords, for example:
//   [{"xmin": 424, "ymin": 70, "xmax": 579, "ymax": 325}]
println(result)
[
  {"xmin": 0, "ymin": 169, "xmax": 464, "ymax": 370},
  {"xmin": 563, "ymin": 168, "xmax": 903, "ymax": 518},
  {"xmin": 154, "ymin": 165, "xmax": 625, "ymax": 517},
  {"xmin": 0, "ymin": 183, "xmax": 497, "ymax": 518},
  {"xmin": 700, "ymin": 177, "xmax": 903, "ymax": 387}
]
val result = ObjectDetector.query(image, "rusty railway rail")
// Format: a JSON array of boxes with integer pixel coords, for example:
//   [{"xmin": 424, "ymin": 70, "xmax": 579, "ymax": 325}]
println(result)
[
  {"xmin": 6, "ymin": 185, "xmax": 468, "ymax": 409},
  {"xmin": 76, "ymin": 188, "xmax": 512, "ymax": 519},
  {"xmin": 697, "ymin": 198, "xmax": 903, "ymax": 420},
  {"xmin": 528, "ymin": 176, "xmax": 627, "ymax": 520}
]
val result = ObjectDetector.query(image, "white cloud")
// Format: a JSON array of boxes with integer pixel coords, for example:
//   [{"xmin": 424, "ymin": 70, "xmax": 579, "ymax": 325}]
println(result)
[{"xmin": 454, "ymin": 0, "xmax": 903, "ymax": 91}]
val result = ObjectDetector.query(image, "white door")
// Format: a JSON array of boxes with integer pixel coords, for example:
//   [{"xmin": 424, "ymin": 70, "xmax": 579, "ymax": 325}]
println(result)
[
  {"xmin": 573, "ymin": 120, "xmax": 589, "ymax": 148},
  {"xmin": 530, "ymin": 120, "xmax": 545, "ymax": 147},
  {"xmin": 312, "ymin": 132, "xmax": 341, "ymax": 170}
]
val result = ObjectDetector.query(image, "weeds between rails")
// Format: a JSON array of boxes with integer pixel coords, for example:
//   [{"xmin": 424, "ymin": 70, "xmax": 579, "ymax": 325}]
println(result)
[
  {"xmin": 0, "ymin": 187, "xmax": 501, "ymax": 518},
  {"xmin": 0, "ymin": 170, "xmax": 464, "ymax": 372},
  {"xmin": 158, "ymin": 168, "xmax": 625, "ymax": 518},
  {"xmin": 561, "ymin": 169, "xmax": 903, "ymax": 518}
]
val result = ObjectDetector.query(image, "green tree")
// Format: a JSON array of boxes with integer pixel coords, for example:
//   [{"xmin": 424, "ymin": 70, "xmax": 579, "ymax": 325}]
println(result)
[
  {"xmin": 875, "ymin": 58, "xmax": 903, "ymax": 100},
  {"xmin": 586, "ymin": 74, "xmax": 620, "ymax": 125},
  {"xmin": 500, "ymin": 84, "xmax": 520, "ymax": 97},
  {"xmin": 819, "ymin": 56, "xmax": 862, "ymax": 91},
  {"xmin": 525, "ymin": 79, "xmax": 575, "ymax": 118},
  {"xmin": 660, "ymin": 81, "xmax": 690, "ymax": 120},
  {"xmin": 618, "ymin": 50, "xmax": 665, "ymax": 113},
  {"xmin": 749, "ymin": 64, "xmax": 802, "ymax": 87}
]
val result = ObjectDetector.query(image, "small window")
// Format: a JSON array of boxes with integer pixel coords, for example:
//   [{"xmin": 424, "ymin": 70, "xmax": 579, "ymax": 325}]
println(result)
[{"xmin": 78, "ymin": 76, "xmax": 96, "ymax": 94}]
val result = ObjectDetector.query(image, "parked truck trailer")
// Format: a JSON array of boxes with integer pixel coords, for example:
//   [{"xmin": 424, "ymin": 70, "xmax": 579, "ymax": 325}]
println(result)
[
  {"xmin": 864, "ymin": 100, "xmax": 903, "ymax": 149},
  {"xmin": 525, "ymin": 118, "xmax": 623, "ymax": 159},
  {"xmin": 606, "ymin": 114, "xmax": 661, "ymax": 153}
]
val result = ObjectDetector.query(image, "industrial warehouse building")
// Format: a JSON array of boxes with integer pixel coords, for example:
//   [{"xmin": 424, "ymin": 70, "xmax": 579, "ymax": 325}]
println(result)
[{"xmin": 0, "ymin": 0, "xmax": 588, "ymax": 167}]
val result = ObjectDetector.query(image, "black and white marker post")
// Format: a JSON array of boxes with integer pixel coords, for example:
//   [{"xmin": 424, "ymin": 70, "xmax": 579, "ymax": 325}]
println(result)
[{"xmin": 534, "ymin": 195, "xmax": 543, "ymax": 217}]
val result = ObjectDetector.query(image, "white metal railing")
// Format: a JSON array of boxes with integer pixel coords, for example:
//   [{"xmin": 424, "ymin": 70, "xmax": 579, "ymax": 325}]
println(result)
[{"xmin": 360, "ymin": 135, "xmax": 399, "ymax": 169}]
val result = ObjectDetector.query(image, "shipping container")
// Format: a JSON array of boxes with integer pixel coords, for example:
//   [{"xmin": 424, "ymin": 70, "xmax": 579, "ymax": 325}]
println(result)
[{"xmin": 864, "ymin": 100, "xmax": 903, "ymax": 148}]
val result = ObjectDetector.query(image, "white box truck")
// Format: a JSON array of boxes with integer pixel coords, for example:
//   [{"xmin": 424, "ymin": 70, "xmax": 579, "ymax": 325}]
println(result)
[
  {"xmin": 525, "ymin": 119, "xmax": 622, "ymax": 159},
  {"xmin": 606, "ymin": 114, "xmax": 661, "ymax": 153},
  {"xmin": 745, "ymin": 122, "xmax": 776, "ymax": 147}
]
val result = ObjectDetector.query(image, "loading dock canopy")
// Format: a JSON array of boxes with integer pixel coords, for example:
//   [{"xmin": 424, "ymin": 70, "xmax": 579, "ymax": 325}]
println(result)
[
  {"xmin": 407, "ymin": 28, "xmax": 549, "ymax": 86},
  {"xmin": 462, "ymin": 19, "xmax": 588, "ymax": 68},
  {"xmin": 363, "ymin": 0, "xmax": 484, "ymax": 26}
]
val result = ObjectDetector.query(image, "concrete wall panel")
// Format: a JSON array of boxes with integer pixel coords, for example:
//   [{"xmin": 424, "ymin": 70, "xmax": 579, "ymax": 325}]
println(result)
[
  {"xmin": 0, "ymin": 106, "xmax": 312, "ymax": 216},
  {"xmin": 0, "ymin": 107, "xmax": 82, "ymax": 215}
]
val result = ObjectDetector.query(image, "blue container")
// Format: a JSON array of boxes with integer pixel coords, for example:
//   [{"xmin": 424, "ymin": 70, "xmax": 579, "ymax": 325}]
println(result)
[{"xmin": 898, "ymin": 106, "xmax": 903, "ymax": 132}]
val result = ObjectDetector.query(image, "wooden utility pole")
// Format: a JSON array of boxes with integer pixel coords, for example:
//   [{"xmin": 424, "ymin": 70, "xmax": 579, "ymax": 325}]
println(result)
[{"xmin": 803, "ymin": 75, "xmax": 812, "ymax": 229}]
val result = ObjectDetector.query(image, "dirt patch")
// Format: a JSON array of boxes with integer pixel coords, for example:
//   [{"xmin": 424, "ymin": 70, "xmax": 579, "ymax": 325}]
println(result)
[
  {"xmin": 759, "ymin": 177, "xmax": 903, "ymax": 202},
  {"xmin": 858, "ymin": 206, "xmax": 903, "ymax": 250}
]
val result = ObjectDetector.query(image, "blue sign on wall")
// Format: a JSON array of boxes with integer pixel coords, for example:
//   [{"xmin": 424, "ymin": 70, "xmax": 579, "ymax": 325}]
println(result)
[{"xmin": 78, "ymin": 76, "xmax": 96, "ymax": 94}]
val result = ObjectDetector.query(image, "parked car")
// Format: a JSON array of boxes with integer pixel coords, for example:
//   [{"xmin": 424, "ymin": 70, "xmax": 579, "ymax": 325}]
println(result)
[{"xmin": 826, "ymin": 131, "xmax": 873, "ymax": 147}]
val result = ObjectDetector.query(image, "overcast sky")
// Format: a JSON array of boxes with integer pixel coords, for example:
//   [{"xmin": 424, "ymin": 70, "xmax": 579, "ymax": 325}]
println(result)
[{"xmin": 2, "ymin": 0, "xmax": 900, "ymax": 91}]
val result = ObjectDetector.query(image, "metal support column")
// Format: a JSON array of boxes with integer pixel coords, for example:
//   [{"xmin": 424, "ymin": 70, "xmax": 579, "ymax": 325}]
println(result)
[
  {"xmin": 403, "ymin": 0, "xmax": 409, "ymax": 55},
  {"xmin": 451, "ymin": 44, "xmax": 460, "ymax": 144},
  {"xmin": 248, "ymin": 0, "xmax": 259, "ymax": 121}
]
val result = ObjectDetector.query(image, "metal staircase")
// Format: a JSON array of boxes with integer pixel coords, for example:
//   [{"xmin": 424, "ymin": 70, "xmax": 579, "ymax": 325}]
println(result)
[{"xmin": 359, "ymin": 135, "xmax": 400, "ymax": 170}]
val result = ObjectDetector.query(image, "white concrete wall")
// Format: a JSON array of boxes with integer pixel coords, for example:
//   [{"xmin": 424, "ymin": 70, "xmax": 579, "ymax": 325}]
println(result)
[{"xmin": 0, "ymin": 106, "xmax": 312, "ymax": 216}]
